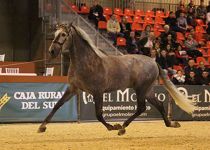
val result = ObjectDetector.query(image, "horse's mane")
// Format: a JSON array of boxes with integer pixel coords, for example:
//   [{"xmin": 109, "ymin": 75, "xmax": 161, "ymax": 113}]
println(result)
[{"xmin": 71, "ymin": 25, "xmax": 107, "ymax": 57}]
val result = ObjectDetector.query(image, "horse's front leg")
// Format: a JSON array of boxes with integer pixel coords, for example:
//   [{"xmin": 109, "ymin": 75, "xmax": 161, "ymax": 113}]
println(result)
[
  {"xmin": 94, "ymin": 93, "xmax": 122, "ymax": 131},
  {"xmin": 38, "ymin": 86, "xmax": 77, "ymax": 133}
]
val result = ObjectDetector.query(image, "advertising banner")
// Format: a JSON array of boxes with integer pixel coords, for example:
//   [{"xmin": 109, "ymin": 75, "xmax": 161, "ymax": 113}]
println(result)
[
  {"xmin": 79, "ymin": 86, "xmax": 210, "ymax": 121},
  {"xmin": 0, "ymin": 83, "xmax": 77, "ymax": 122}
]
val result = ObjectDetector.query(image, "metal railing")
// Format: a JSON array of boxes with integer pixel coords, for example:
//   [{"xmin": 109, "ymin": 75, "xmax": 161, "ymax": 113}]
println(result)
[{"xmin": 39, "ymin": 0, "xmax": 122, "ymax": 75}]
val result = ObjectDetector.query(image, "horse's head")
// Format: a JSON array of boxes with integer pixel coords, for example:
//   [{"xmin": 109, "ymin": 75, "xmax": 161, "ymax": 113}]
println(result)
[{"xmin": 49, "ymin": 24, "xmax": 71, "ymax": 58}]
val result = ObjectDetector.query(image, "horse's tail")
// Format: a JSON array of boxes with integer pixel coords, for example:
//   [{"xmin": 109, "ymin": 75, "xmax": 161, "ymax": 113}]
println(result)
[{"xmin": 157, "ymin": 64, "xmax": 196, "ymax": 114}]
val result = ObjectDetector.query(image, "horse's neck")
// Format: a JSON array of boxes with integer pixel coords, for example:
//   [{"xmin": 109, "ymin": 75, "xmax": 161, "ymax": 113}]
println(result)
[{"xmin": 69, "ymin": 34, "xmax": 103, "ymax": 71}]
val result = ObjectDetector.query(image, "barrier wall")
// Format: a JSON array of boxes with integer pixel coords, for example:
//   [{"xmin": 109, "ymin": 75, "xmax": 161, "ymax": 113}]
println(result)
[
  {"xmin": 0, "ymin": 81, "xmax": 209, "ymax": 122},
  {"xmin": 80, "ymin": 86, "xmax": 210, "ymax": 121},
  {"xmin": 0, "ymin": 83, "xmax": 77, "ymax": 122}
]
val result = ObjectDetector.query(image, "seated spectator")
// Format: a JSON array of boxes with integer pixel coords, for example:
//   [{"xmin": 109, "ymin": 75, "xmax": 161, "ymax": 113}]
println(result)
[
  {"xmin": 166, "ymin": 44, "xmax": 178, "ymax": 66},
  {"xmin": 206, "ymin": 3, "xmax": 210, "ymax": 35},
  {"xmin": 187, "ymin": 7, "xmax": 197, "ymax": 28},
  {"xmin": 176, "ymin": 2, "xmax": 186, "ymax": 18},
  {"xmin": 150, "ymin": 49, "xmax": 158, "ymax": 61},
  {"xmin": 184, "ymin": 34, "xmax": 203, "ymax": 59},
  {"xmin": 185, "ymin": 71, "xmax": 200, "ymax": 85},
  {"xmin": 177, "ymin": 12, "xmax": 188, "ymax": 33},
  {"xmin": 187, "ymin": 0, "xmax": 196, "ymax": 15},
  {"xmin": 165, "ymin": 11, "xmax": 178, "ymax": 31},
  {"xmin": 197, "ymin": 61, "xmax": 209, "ymax": 76},
  {"xmin": 200, "ymin": 70, "xmax": 210, "ymax": 85},
  {"xmin": 138, "ymin": 32, "xmax": 155, "ymax": 56},
  {"xmin": 172, "ymin": 70, "xmax": 186, "ymax": 85},
  {"xmin": 175, "ymin": 44, "xmax": 189, "ymax": 65},
  {"xmin": 156, "ymin": 49, "xmax": 176, "ymax": 76},
  {"xmin": 184, "ymin": 59, "xmax": 198, "ymax": 77},
  {"xmin": 120, "ymin": 16, "xmax": 131, "ymax": 38},
  {"xmin": 196, "ymin": 0, "xmax": 207, "ymax": 20},
  {"xmin": 154, "ymin": 41, "xmax": 161, "ymax": 56},
  {"xmin": 160, "ymin": 25, "xmax": 176, "ymax": 46},
  {"xmin": 107, "ymin": 14, "xmax": 121, "ymax": 45},
  {"xmin": 126, "ymin": 31, "xmax": 139, "ymax": 54},
  {"xmin": 162, "ymin": 34, "xmax": 177, "ymax": 49},
  {"xmin": 88, "ymin": 0, "xmax": 106, "ymax": 28},
  {"xmin": 140, "ymin": 25, "xmax": 151, "ymax": 40}
]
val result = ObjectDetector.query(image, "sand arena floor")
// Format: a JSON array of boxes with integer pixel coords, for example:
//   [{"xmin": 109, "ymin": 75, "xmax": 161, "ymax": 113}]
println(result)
[{"xmin": 0, "ymin": 121, "xmax": 210, "ymax": 150}]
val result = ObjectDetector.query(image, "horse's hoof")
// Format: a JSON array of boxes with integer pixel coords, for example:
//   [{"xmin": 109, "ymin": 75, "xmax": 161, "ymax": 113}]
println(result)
[
  {"xmin": 170, "ymin": 121, "xmax": 181, "ymax": 128},
  {"xmin": 118, "ymin": 128, "xmax": 126, "ymax": 136},
  {"xmin": 37, "ymin": 126, "xmax": 46, "ymax": 133},
  {"xmin": 113, "ymin": 124, "xmax": 122, "ymax": 130}
]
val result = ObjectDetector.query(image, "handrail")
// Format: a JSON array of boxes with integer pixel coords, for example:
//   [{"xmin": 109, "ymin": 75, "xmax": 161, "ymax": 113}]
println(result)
[{"xmin": 61, "ymin": 0, "xmax": 123, "ymax": 56}]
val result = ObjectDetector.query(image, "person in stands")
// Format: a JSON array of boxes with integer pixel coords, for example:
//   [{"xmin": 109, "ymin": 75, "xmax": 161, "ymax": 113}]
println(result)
[
  {"xmin": 196, "ymin": 0, "xmax": 207, "ymax": 20},
  {"xmin": 126, "ymin": 31, "xmax": 139, "ymax": 54},
  {"xmin": 88, "ymin": 0, "xmax": 106, "ymax": 28},
  {"xmin": 120, "ymin": 16, "xmax": 131, "ymax": 38},
  {"xmin": 185, "ymin": 70, "xmax": 200, "ymax": 85},
  {"xmin": 184, "ymin": 59, "xmax": 198, "ymax": 78},
  {"xmin": 172, "ymin": 70, "xmax": 186, "ymax": 85},
  {"xmin": 107, "ymin": 14, "xmax": 121, "ymax": 46},
  {"xmin": 199, "ymin": 70, "xmax": 210, "ymax": 85}
]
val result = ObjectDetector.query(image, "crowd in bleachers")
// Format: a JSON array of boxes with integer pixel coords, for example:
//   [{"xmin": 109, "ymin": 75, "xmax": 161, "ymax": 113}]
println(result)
[{"xmin": 69, "ymin": 0, "xmax": 210, "ymax": 85}]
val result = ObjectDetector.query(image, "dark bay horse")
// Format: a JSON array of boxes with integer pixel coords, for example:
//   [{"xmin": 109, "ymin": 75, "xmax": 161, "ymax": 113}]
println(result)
[{"xmin": 38, "ymin": 24, "xmax": 195, "ymax": 135}]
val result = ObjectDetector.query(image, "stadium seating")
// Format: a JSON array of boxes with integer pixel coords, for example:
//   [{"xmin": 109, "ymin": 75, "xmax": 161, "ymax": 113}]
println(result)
[
  {"xmin": 79, "ymin": 6, "xmax": 90, "ymax": 14},
  {"xmin": 103, "ymin": 7, "xmax": 112, "ymax": 16},
  {"xmin": 117, "ymin": 37, "xmax": 126, "ymax": 46},
  {"xmin": 98, "ymin": 21, "xmax": 107, "ymax": 30},
  {"xmin": 124, "ymin": 8, "xmax": 134, "ymax": 16}
]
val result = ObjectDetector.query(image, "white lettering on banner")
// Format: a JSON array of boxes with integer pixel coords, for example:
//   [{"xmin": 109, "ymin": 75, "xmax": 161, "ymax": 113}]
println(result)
[
  {"xmin": 204, "ymin": 90, "xmax": 210, "ymax": 103},
  {"xmin": 155, "ymin": 93, "xmax": 166, "ymax": 102},
  {"xmin": 13, "ymin": 92, "xmax": 64, "ymax": 100},
  {"xmin": 177, "ymin": 87, "xmax": 201, "ymax": 103},
  {"xmin": 38, "ymin": 92, "xmax": 64, "ymax": 100},
  {"xmin": 21, "ymin": 102, "xmax": 40, "ymax": 109},
  {"xmin": 14, "ymin": 92, "xmax": 36, "ymax": 100},
  {"xmin": 43, "ymin": 101, "xmax": 57, "ymax": 109},
  {"xmin": 117, "ymin": 89, "xmax": 130, "ymax": 102},
  {"xmin": 103, "ymin": 93, "xmax": 113, "ymax": 102}
]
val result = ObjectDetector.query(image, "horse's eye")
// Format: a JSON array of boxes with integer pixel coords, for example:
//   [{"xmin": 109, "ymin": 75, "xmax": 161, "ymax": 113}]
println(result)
[{"xmin": 61, "ymin": 33, "xmax": 66, "ymax": 37}]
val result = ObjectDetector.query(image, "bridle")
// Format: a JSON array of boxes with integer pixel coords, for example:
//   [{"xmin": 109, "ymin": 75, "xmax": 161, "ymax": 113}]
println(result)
[{"xmin": 52, "ymin": 26, "xmax": 71, "ymax": 47}]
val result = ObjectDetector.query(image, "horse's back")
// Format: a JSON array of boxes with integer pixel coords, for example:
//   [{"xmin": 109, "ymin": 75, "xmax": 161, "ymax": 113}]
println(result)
[{"xmin": 103, "ymin": 54, "xmax": 159, "ymax": 91}]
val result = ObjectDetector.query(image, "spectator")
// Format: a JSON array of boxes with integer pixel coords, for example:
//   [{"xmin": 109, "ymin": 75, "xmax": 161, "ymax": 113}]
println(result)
[
  {"xmin": 200, "ymin": 70, "xmax": 210, "ymax": 85},
  {"xmin": 166, "ymin": 44, "xmax": 178, "ymax": 66},
  {"xmin": 150, "ymin": 49, "xmax": 158, "ymax": 61},
  {"xmin": 184, "ymin": 59, "xmax": 198, "ymax": 77},
  {"xmin": 126, "ymin": 31, "xmax": 139, "ymax": 54},
  {"xmin": 120, "ymin": 16, "xmax": 131, "ymax": 38},
  {"xmin": 206, "ymin": 2, "xmax": 210, "ymax": 35},
  {"xmin": 140, "ymin": 25, "xmax": 152, "ymax": 40},
  {"xmin": 185, "ymin": 71, "xmax": 200, "ymax": 85},
  {"xmin": 160, "ymin": 25, "xmax": 176, "ymax": 46},
  {"xmin": 172, "ymin": 70, "xmax": 186, "ymax": 85},
  {"xmin": 175, "ymin": 44, "xmax": 188, "ymax": 65},
  {"xmin": 187, "ymin": 0, "xmax": 196, "ymax": 15},
  {"xmin": 88, "ymin": 0, "xmax": 106, "ymax": 28},
  {"xmin": 176, "ymin": 1, "xmax": 186, "ymax": 18},
  {"xmin": 156, "ymin": 50, "xmax": 176, "ymax": 76},
  {"xmin": 154, "ymin": 41, "xmax": 161, "ymax": 56},
  {"xmin": 165, "ymin": 11, "xmax": 177, "ymax": 31},
  {"xmin": 107, "ymin": 14, "xmax": 121, "ymax": 46},
  {"xmin": 138, "ymin": 32, "xmax": 155, "ymax": 56},
  {"xmin": 197, "ymin": 61, "xmax": 209, "ymax": 77},
  {"xmin": 163, "ymin": 34, "xmax": 177, "ymax": 49},
  {"xmin": 184, "ymin": 34, "xmax": 203, "ymax": 59},
  {"xmin": 177, "ymin": 12, "xmax": 188, "ymax": 33},
  {"xmin": 196, "ymin": 0, "xmax": 207, "ymax": 20},
  {"xmin": 187, "ymin": 7, "xmax": 197, "ymax": 28}
]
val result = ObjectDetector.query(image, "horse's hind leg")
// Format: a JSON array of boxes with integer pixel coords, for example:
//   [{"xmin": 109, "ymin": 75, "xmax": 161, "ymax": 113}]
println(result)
[
  {"xmin": 38, "ymin": 86, "xmax": 77, "ymax": 133},
  {"xmin": 119, "ymin": 86, "xmax": 149, "ymax": 135},
  {"xmin": 146, "ymin": 95, "xmax": 181, "ymax": 128}
]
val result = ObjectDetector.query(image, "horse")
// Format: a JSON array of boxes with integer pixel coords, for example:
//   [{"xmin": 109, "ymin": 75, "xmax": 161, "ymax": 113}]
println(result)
[{"xmin": 38, "ymin": 24, "xmax": 195, "ymax": 135}]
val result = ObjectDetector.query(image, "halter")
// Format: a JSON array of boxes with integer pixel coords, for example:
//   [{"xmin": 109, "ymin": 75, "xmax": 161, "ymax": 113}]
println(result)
[{"xmin": 52, "ymin": 25, "xmax": 71, "ymax": 46}]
